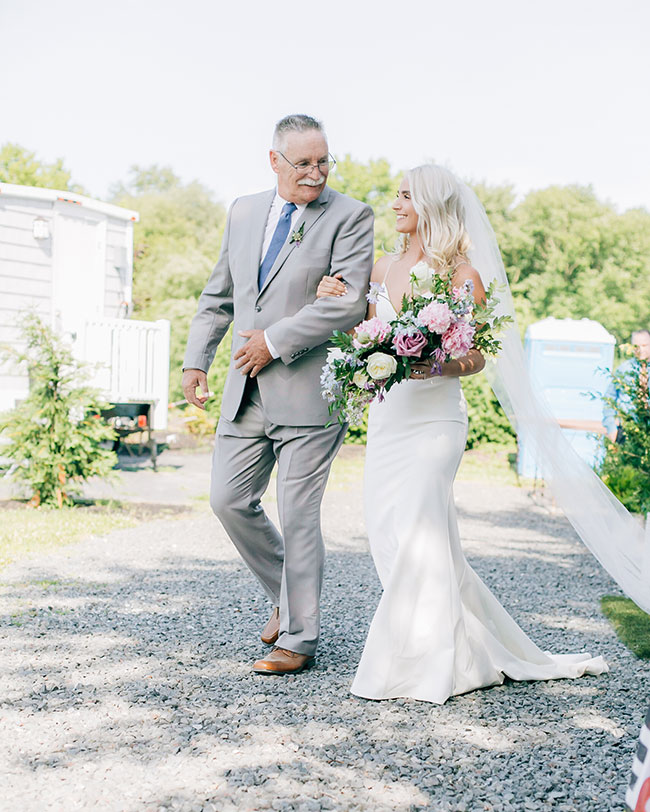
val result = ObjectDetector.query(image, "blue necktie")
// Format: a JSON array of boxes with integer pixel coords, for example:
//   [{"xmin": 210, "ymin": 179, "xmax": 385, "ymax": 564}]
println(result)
[{"xmin": 258, "ymin": 201, "xmax": 297, "ymax": 289}]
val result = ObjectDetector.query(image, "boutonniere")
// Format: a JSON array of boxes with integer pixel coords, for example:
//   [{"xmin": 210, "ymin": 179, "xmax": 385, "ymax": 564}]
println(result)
[{"xmin": 289, "ymin": 222, "xmax": 305, "ymax": 246}]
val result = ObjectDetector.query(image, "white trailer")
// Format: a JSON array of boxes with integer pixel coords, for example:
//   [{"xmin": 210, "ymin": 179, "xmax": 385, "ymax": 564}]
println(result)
[{"xmin": 0, "ymin": 183, "xmax": 170, "ymax": 450}]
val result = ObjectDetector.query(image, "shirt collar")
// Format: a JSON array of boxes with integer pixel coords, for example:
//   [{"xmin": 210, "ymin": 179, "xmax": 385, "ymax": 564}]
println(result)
[{"xmin": 274, "ymin": 189, "xmax": 307, "ymax": 214}]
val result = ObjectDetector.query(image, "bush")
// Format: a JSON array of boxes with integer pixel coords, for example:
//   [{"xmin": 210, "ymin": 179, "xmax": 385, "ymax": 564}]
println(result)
[
  {"xmin": 180, "ymin": 404, "xmax": 218, "ymax": 438},
  {"xmin": 0, "ymin": 316, "xmax": 116, "ymax": 507},
  {"xmin": 598, "ymin": 358, "xmax": 650, "ymax": 513},
  {"xmin": 461, "ymin": 374, "xmax": 516, "ymax": 449}
]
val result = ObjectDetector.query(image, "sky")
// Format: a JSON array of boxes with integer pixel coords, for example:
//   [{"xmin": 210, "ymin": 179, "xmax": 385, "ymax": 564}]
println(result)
[{"xmin": 2, "ymin": 0, "xmax": 649, "ymax": 211}]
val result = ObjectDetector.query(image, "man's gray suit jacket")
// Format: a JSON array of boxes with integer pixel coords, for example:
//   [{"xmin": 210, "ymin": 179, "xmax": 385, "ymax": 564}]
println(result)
[{"xmin": 183, "ymin": 185, "xmax": 374, "ymax": 426}]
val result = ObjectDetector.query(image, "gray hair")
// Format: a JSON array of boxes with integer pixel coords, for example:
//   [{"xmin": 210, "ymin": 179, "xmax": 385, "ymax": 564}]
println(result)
[
  {"xmin": 631, "ymin": 329, "xmax": 650, "ymax": 342},
  {"xmin": 272, "ymin": 114, "xmax": 326, "ymax": 151}
]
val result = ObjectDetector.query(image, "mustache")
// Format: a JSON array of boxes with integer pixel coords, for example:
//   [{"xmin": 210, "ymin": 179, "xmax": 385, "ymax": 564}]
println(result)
[{"xmin": 297, "ymin": 176, "xmax": 326, "ymax": 187}]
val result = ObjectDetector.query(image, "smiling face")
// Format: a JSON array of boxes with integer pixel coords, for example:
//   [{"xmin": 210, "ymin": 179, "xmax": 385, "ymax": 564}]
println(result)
[
  {"xmin": 392, "ymin": 178, "xmax": 419, "ymax": 235},
  {"xmin": 269, "ymin": 130, "xmax": 330, "ymax": 205}
]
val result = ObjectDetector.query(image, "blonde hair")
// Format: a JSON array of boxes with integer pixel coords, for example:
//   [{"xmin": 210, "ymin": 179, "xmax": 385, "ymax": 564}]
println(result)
[{"xmin": 398, "ymin": 164, "xmax": 472, "ymax": 268}]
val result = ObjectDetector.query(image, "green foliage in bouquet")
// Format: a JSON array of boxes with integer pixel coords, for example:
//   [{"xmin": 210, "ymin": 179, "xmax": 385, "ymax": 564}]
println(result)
[
  {"xmin": 471, "ymin": 280, "xmax": 513, "ymax": 356},
  {"xmin": 0, "ymin": 316, "xmax": 117, "ymax": 508},
  {"xmin": 598, "ymin": 359, "xmax": 650, "ymax": 513}
]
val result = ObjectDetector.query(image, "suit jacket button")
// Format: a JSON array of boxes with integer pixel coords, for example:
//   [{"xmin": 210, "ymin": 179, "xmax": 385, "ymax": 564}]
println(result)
[{"xmin": 255, "ymin": 305, "xmax": 262, "ymax": 312}]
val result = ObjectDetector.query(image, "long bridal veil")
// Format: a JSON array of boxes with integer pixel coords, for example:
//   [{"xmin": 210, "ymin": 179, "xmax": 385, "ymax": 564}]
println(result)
[{"xmin": 460, "ymin": 183, "xmax": 650, "ymax": 614}]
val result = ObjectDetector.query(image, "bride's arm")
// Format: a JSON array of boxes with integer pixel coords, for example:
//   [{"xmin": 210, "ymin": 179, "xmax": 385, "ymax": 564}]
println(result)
[
  {"xmin": 438, "ymin": 348, "xmax": 485, "ymax": 377},
  {"xmin": 315, "ymin": 255, "xmax": 391, "ymax": 320}
]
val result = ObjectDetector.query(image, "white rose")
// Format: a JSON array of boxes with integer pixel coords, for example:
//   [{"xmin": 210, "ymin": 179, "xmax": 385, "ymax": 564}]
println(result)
[
  {"xmin": 366, "ymin": 352, "xmax": 398, "ymax": 380},
  {"xmin": 352, "ymin": 370, "xmax": 369, "ymax": 388},
  {"xmin": 410, "ymin": 260, "xmax": 433, "ymax": 293}
]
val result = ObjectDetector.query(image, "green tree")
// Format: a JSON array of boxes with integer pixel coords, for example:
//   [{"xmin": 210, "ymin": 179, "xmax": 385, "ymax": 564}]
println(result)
[
  {"xmin": 0, "ymin": 143, "xmax": 84, "ymax": 192},
  {"xmin": 329, "ymin": 155, "xmax": 402, "ymax": 256},
  {"xmin": 112, "ymin": 165, "xmax": 228, "ymax": 404},
  {"xmin": 0, "ymin": 316, "xmax": 116, "ymax": 507},
  {"xmin": 500, "ymin": 186, "xmax": 650, "ymax": 339}
]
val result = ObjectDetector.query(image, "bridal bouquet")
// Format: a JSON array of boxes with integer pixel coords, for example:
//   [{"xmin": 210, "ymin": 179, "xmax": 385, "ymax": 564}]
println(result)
[{"xmin": 321, "ymin": 261, "xmax": 511, "ymax": 425}]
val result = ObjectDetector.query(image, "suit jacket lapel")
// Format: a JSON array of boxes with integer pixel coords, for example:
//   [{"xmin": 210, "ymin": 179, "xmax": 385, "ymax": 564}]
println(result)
[
  {"xmin": 258, "ymin": 187, "xmax": 331, "ymax": 296},
  {"xmin": 250, "ymin": 189, "xmax": 276, "ymax": 274}
]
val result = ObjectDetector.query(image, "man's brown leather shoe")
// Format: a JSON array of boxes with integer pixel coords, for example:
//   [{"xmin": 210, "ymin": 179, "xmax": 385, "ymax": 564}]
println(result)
[
  {"xmin": 252, "ymin": 647, "xmax": 315, "ymax": 675},
  {"xmin": 260, "ymin": 607, "xmax": 280, "ymax": 645}
]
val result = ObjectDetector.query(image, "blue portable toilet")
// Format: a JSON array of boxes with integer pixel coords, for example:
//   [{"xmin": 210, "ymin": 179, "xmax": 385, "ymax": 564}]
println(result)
[{"xmin": 518, "ymin": 317, "xmax": 615, "ymax": 478}]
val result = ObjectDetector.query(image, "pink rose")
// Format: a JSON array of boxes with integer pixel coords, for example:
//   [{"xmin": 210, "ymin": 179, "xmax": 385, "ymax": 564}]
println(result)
[
  {"xmin": 393, "ymin": 330, "xmax": 428, "ymax": 357},
  {"xmin": 441, "ymin": 321, "xmax": 475, "ymax": 358},
  {"xmin": 353, "ymin": 317, "xmax": 391, "ymax": 349},
  {"xmin": 419, "ymin": 301, "xmax": 452, "ymax": 334}
]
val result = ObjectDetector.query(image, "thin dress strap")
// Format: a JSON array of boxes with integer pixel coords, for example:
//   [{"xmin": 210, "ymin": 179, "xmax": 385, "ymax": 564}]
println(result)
[{"xmin": 381, "ymin": 260, "xmax": 395, "ymax": 286}]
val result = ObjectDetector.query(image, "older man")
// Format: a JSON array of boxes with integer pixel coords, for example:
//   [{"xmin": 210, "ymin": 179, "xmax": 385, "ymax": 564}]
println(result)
[{"xmin": 182, "ymin": 115, "xmax": 374, "ymax": 674}]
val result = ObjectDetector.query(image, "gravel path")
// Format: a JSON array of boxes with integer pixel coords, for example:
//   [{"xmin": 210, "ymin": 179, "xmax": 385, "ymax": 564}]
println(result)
[{"xmin": 1, "ymin": 456, "xmax": 648, "ymax": 812}]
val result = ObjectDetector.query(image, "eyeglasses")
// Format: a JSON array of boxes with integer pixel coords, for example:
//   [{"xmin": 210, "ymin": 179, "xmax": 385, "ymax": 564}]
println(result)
[{"xmin": 276, "ymin": 151, "xmax": 336, "ymax": 175}]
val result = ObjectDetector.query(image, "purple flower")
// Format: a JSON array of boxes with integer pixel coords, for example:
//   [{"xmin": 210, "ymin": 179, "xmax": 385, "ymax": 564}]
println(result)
[{"xmin": 393, "ymin": 330, "xmax": 428, "ymax": 357}]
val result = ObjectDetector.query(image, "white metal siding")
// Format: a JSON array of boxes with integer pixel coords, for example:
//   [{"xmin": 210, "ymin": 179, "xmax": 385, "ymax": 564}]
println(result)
[
  {"xmin": 0, "ymin": 196, "xmax": 53, "ymax": 406},
  {"xmin": 104, "ymin": 217, "xmax": 131, "ymax": 318}
]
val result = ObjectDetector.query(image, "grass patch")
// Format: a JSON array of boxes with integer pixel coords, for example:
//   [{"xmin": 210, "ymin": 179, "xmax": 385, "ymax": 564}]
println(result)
[
  {"xmin": 328, "ymin": 443, "xmax": 531, "ymax": 489},
  {"xmin": 0, "ymin": 503, "xmax": 138, "ymax": 569},
  {"xmin": 457, "ymin": 443, "xmax": 521, "ymax": 486},
  {"xmin": 327, "ymin": 443, "xmax": 533, "ymax": 490},
  {"xmin": 0, "ymin": 500, "xmax": 197, "ymax": 569},
  {"xmin": 601, "ymin": 595, "xmax": 650, "ymax": 659},
  {"xmin": 328, "ymin": 446, "xmax": 365, "ymax": 490}
]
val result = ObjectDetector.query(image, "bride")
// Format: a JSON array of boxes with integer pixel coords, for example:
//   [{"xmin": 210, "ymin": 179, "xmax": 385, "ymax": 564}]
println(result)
[{"xmin": 317, "ymin": 164, "xmax": 608, "ymax": 704}]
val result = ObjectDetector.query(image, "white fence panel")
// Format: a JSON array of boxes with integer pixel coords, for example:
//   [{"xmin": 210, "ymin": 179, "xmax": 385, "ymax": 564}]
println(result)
[{"xmin": 80, "ymin": 318, "xmax": 170, "ymax": 430}]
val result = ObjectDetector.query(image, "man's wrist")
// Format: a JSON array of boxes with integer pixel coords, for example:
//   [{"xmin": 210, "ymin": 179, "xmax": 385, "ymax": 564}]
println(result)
[{"xmin": 264, "ymin": 330, "xmax": 280, "ymax": 360}]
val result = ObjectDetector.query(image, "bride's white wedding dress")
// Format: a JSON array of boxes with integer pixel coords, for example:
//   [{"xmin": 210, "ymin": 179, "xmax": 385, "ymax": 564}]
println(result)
[{"xmin": 350, "ymin": 284, "xmax": 608, "ymax": 704}]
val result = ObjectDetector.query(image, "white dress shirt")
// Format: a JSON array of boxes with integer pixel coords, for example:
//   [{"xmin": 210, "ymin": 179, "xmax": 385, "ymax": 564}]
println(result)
[{"xmin": 262, "ymin": 192, "xmax": 307, "ymax": 359}]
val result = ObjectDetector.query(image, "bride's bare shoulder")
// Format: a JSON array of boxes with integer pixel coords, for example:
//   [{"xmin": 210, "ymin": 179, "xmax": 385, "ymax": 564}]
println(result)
[
  {"xmin": 452, "ymin": 261, "xmax": 486, "ymax": 302},
  {"xmin": 452, "ymin": 260, "xmax": 478, "ymax": 282},
  {"xmin": 452, "ymin": 261, "xmax": 482, "ymax": 286},
  {"xmin": 371, "ymin": 254, "xmax": 392, "ymax": 283}
]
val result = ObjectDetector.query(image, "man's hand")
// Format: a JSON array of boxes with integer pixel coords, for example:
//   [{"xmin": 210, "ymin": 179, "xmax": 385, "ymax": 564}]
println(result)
[
  {"xmin": 182, "ymin": 368, "xmax": 210, "ymax": 410},
  {"xmin": 234, "ymin": 329, "xmax": 273, "ymax": 377}
]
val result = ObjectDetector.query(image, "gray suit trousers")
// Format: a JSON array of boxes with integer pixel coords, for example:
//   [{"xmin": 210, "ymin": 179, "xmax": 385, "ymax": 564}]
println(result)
[{"xmin": 210, "ymin": 380, "xmax": 346, "ymax": 656}]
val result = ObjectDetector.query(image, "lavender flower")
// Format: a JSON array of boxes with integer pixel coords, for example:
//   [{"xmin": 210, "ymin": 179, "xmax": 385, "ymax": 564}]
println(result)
[{"xmin": 365, "ymin": 282, "xmax": 383, "ymax": 304}]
